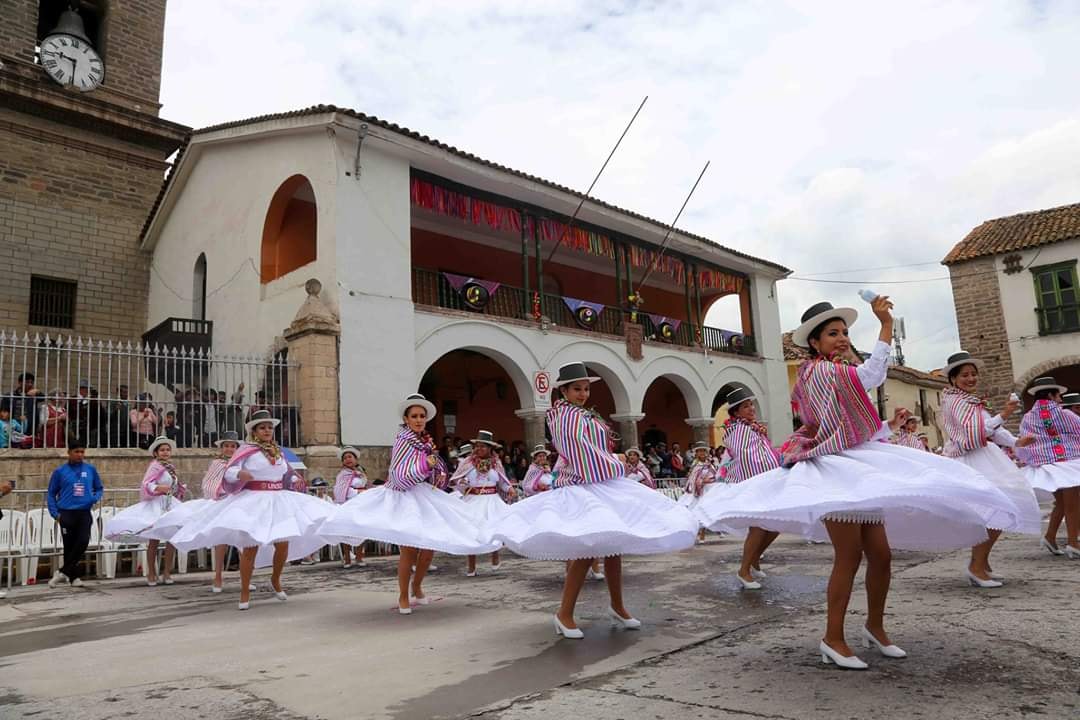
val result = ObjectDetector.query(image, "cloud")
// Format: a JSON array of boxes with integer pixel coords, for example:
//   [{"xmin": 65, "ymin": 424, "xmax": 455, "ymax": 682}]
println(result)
[{"xmin": 160, "ymin": 0, "xmax": 1080, "ymax": 372}]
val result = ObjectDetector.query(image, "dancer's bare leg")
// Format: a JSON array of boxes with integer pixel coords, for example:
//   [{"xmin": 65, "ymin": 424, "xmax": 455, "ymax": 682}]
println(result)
[
  {"xmin": 822, "ymin": 520, "xmax": 863, "ymax": 657},
  {"xmin": 412, "ymin": 549, "xmax": 435, "ymax": 599},
  {"xmin": 861, "ymin": 523, "xmax": 894, "ymax": 647},
  {"xmin": 238, "ymin": 547, "xmax": 257, "ymax": 604},
  {"xmin": 557, "ymin": 559, "xmax": 593, "ymax": 629},
  {"xmin": 270, "ymin": 542, "xmax": 288, "ymax": 592},
  {"xmin": 213, "ymin": 545, "xmax": 227, "ymax": 589},
  {"xmin": 603, "ymin": 556, "xmax": 631, "ymax": 619},
  {"xmin": 397, "ymin": 547, "xmax": 417, "ymax": 610}
]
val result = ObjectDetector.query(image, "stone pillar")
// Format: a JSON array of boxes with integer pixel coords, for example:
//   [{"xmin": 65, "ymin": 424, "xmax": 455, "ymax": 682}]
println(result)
[
  {"xmin": 685, "ymin": 417, "xmax": 715, "ymax": 446},
  {"xmin": 284, "ymin": 279, "xmax": 341, "ymax": 449},
  {"xmin": 515, "ymin": 408, "xmax": 548, "ymax": 449},
  {"xmin": 610, "ymin": 413, "xmax": 645, "ymax": 450}
]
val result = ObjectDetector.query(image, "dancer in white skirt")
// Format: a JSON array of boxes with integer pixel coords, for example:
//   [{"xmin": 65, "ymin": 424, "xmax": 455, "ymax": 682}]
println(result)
[
  {"xmin": 696, "ymin": 297, "xmax": 1028, "ymax": 669},
  {"xmin": 1046, "ymin": 393, "xmax": 1080, "ymax": 548},
  {"xmin": 1014, "ymin": 377, "xmax": 1080, "ymax": 558},
  {"xmin": 718, "ymin": 385, "xmax": 781, "ymax": 590},
  {"xmin": 623, "ymin": 447, "xmax": 655, "ymax": 489},
  {"xmin": 318, "ymin": 394, "xmax": 500, "ymax": 614},
  {"xmin": 940, "ymin": 351, "xmax": 1042, "ymax": 587},
  {"xmin": 680, "ymin": 441, "xmax": 722, "ymax": 543},
  {"xmin": 522, "ymin": 445, "xmax": 554, "ymax": 496},
  {"xmin": 451, "ymin": 430, "xmax": 516, "ymax": 576},
  {"xmin": 488, "ymin": 362, "xmax": 698, "ymax": 639},
  {"xmin": 170, "ymin": 410, "xmax": 332, "ymax": 610},
  {"xmin": 143, "ymin": 431, "xmax": 253, "ymax": 593},
  {"xmin": 333, "ymin": 447, "xmax": 369, "ymax": 567},
  {"xmin": 104, "ymin": 436, "xmax": 187, "ymax": 586}
]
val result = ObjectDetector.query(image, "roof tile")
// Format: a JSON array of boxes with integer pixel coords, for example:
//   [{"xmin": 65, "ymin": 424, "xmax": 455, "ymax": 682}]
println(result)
[{"xmin": 943, "ymin": 201, "xmax": 1080, "ymax": 265}]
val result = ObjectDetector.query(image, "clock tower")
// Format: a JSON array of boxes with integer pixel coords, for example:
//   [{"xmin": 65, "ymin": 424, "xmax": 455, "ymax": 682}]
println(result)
[{"xmin": 0, "ymin": 0, "xmax": 189, "ymax": 339}]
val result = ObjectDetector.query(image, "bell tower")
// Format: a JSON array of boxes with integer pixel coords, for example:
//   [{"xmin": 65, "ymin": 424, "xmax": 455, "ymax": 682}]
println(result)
[{"xmin": 0, "ymin": 0, "xmax": 189, "ymax": 338}]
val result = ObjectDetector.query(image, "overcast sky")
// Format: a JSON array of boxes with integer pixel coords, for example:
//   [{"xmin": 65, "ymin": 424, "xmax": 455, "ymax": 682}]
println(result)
[{"xmin": 160, "ymin": 1, "xmax": 1080, "ymax": 371}]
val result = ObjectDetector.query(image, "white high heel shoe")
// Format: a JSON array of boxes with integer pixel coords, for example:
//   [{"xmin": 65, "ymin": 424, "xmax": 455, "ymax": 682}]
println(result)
[
  {"xmin": 398, "ymin": 605, "xmax": 412, "ymax": 615},
  {"xmin": 965, "ymin": 570, "xmax": 1003, "ymax": 588},
  {"xmin": 1040, "ymin": 537, "xmax": 1065, "ymax": 556},
  {"xmin": 410, "ymin": 594, "xmax": 430, "ymax": 606},
  {"xmin": 271, "ymin": 586, "xmax": 288, "ymax": 602},
  {"xmin": 553, "ymin": 615, "xmax": 584, "ymax": 639},
  {"xmin": 737, "ymin": 574, "xmax": 762, "ymax": 590},
  {"xmin": 750, "ymin": 567, "xmax": 767, "ymax": 579},
  {"xmin": 819, "ymin": 641, "xmax": 868, "ymax": 670},
  {"xmin": 211, "ymin": 585, "xmax": 223, "ymax": 594},
  {"xmin": 608, "ymin": 608, "xmax": 642, "ymax": 630},
  {"xmin": 861, "ymin": 627, "xmax": 907, "ymax": 658},
  {"xmin": 1064, "ymin": 545, "xmax": 1080, "ymax": 560},
  {"xmin": 237, "ymin": 601, "xmax": 250, "ymax": 611}
]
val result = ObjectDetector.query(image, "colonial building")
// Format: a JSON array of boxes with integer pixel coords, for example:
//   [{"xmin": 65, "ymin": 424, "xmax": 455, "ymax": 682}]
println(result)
[
  {"xmin": 140, "ymin": 105, "xmax": 793, "ymax": 466},
  {"xmin": 0, "ymin": 0, "xmax": 188, "ymax": 338},
  {"xmin": 781, "ymin": 333, "xmax": 948, "ymax": 448},
  {"xmin": 944, "ymin": 203, "xmax": 1080, "ymax": 410}
]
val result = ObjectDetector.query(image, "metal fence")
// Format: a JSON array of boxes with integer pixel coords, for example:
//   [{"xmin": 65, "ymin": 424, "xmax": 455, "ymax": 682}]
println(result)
[{"xmin": 0, "ymin": 330, "xmax": 300, "ymax": 450}]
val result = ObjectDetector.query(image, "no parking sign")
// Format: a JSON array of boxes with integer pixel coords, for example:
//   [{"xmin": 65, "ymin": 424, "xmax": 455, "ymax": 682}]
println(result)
[{"xmin": 533, "ymin": 371, "xmax": 551, "ymax": 407}]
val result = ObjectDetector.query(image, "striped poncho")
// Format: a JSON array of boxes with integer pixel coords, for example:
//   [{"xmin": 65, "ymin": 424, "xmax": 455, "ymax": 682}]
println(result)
[
  {"xmin": 1015, "ymin": 399, "xmax": 1080, "ymax": 467},
  {"xmin": 941, "ymin": 388, "xmax": 990, "ymax": 458},
  {"xmin": 333, "ymin": 467, "xmax": 369, "ymax": 504},
  {"xmin": 547, "ymin": 400, "xmax": 624, "ymax": 487},
  {"xmin": 781, "ymin": 356, "xmax": 883, "ymax": 465},
  {"xmin": 388, "ymin": 426, "xmax": 448, "ymax": 491},
  {"xmin": 685, "ymin": 458, "xmax": 722, "ymax": 496},
  {"xmin": 200, "ymin": 458, "xmax": 228, "ymax": 500},
  {"xmin": 723, "ymin": 419, "xmax": 781, "ymax": 483},
  {"xmin": 891, "ymin": 431, "xmax": 925, "ymax": 451}
]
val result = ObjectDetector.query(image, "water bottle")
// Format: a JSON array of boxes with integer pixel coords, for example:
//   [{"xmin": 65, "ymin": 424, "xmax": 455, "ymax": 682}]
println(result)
[
  {"xmin": 1009, "ymin": 392, "xmax": 1020, "ymax": 403},
  {"xmin": 858, "ymin": 289, "xmax": 879, "ymax": 303}
]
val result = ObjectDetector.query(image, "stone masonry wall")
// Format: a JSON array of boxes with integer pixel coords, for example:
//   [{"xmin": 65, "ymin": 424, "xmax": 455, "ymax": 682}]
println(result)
[{"xmin": 948, "ymin": 255, "xmax": 1018, "ymax": 424}]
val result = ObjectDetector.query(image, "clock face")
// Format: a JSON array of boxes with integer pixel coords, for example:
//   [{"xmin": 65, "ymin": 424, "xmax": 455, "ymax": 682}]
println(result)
[{"xmin": 40, "ymin": 34, "xmax": 104, "ymax": 92}]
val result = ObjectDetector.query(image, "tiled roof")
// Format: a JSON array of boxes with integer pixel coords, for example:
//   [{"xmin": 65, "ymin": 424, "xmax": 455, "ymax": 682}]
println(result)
[
  {"xmin": 140, "ymin": 105, "xmax": 790, "ymax": 273},
  {"xmin": 943, "ymin": 201, "xmax": 1080, "ymax": 265},
  {"xmin": 781, "ymin": 332, "xmax": 810, "ymax": 361}
]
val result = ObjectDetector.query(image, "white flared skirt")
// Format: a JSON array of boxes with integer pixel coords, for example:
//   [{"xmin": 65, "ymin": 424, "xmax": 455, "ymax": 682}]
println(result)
[
  {"xmin": 318, "ymin": 485, "xmax": 501, "ymax": 555},
  {"xmin": 462, "ymin": 492, "xmax": 513, "ymax": 526},
  {"xmin": 487, "ymin": 477, "xmax": 698, "ymax": 560},
  {"xmin": 170, "ymin": 490, "xmax": 332, "ymax": 568},
  {"xmin": 695, "ymin": 441, "xmax": 1034, "ymax": 550},
  {"xmin": 952, "ymin": 445, "xmax": 1042, "ymax": 533},
  {"xmin": 141, "ymin": 498, "xmax": 214, "ymax": 542},
  {"xmin": 1023, "ymin": 458, "xmax": 1080, "ymax": 501},
  {"xmin": 104, "ymin": 496, "xmax": 179, "ymax": 543}
]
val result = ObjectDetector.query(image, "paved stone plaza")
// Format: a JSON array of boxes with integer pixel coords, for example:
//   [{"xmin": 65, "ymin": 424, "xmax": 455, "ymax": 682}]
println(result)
[{"xmin": 1, "ymin": 533, "xmax": 1077, "ymax": 720}]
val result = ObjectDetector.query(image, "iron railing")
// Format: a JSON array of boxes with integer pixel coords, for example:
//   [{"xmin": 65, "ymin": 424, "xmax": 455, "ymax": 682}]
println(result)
[
  {"xmin": 0, "ymin": 329, "xmax": 299, "ymax": 450},
  {"xmin": 411, "ymin": 267, "xmax": 756, "ymax": 356}
]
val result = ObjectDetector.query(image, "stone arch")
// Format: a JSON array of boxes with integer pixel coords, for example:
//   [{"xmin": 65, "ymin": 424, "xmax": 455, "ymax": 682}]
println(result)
[
  {"xmin": 1014, "ymin": 355, "xmax": 1080, "ymax": 409},
  {"xmin": 414, "ymin": 320, "xmax": 538, "ymax": 409},
  {"xmin": 261, "ymin": 174, "xmax": 317, "ymax": 283},
  {"xmin": 707, "ymin": 366, "xmax": 768, "ymax": 415},
  {"xmin": 544, "ymin": 340, "xmax": 633, "ymax": 415},
  {"xmin": 633, "ymin": 354, "xmax": 709, "ymax": 418}
]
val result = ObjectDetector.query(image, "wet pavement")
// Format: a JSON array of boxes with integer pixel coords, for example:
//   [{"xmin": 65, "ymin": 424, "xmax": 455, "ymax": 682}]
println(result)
[{"xmin": 1, "ymin": 533, "xmax": 1077, "ymax": 719}]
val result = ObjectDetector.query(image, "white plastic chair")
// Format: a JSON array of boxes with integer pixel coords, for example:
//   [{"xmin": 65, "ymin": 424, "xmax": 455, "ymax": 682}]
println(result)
[
  {"xmin": 0, "ymin": 510, "xmax": 29, "ymax": 585},
  {"xmin": 23, "ymin": 508, "xmax": 62, "ymax": 584}
]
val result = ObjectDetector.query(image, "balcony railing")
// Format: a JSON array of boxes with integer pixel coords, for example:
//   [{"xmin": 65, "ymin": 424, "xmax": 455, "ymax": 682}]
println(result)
[
  {"xmin": 1036, "ymin": 303, "xmax": 1080, "ymax": 336},
  {"xmin": 411, "ymin": 268, "xmax": 756, "ymax": 357}
]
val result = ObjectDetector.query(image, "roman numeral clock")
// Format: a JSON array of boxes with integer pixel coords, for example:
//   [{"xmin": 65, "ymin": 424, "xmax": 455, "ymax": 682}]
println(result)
[{"xmin": 39, "ymin": 8, "xmax": 104, "ymax": 92}]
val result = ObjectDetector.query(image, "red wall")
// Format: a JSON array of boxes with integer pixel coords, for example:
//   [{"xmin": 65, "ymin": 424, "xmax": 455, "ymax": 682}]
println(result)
[{"xmin": 638, "ymin": 377, "xmax": 692, "ymax": 448}]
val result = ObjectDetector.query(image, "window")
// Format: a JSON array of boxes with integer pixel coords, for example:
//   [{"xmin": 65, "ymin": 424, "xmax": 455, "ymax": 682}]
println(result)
[
  {"xmin": 261, "ymin": 175, "xmax": 317, "ymax": 284},
  {"xmin": 29, "ymin": 275, "xmax": 77, "ymax": 328},
  {"xmin": 1032, "ymin": 260, "xmax": 1079, "ymax": 335},
  {"xmin": 193, "ymin": 253, "xmax": 207, "ymax": 320},
  {"xmin": 36, "ymin": 1, "xmax": 106, "ymax": 62}
]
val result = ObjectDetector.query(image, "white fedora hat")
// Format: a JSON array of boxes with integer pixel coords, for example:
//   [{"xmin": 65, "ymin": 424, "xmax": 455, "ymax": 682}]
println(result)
[
  {"xmin": 245, "ymin": 409, "xmax": 280, "ymax": 434},
  {"xmin": 147, "ymin": 435, "xmax": 175, "ymax": 455},
  {"xmin": 791, "ymin": 301, "xmax": 858, "ymax": 348},
  {"xmin": 471, "ymin": 430, "xmax": 502, "ymax": 448},
  {"xmin": 553, "ymin": 362, "xmax": 601, "ymax": 388},
  {"xmin": 399, "ymin": 393, "xmax": 437, "ymax": 421},
  {"xmin": 531, "ymin": 443, "xmax": 549, "ymax": 458},
  {"xmin": 942, "ymin": 351, "xmax": 985, "ymax": 377},
  {"xmin": 1027, "ymin": 375, "xmax": 1069, "ymax": 396},
  {"xmin": 339, "ymin": 446, "xmax": 361, "ymax": 462}
]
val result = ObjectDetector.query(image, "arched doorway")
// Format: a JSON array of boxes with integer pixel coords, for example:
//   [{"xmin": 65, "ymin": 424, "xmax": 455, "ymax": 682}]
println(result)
[
  {"xmin": 419, "ymin": 349, "xmax": 525, "ymax": 452},
  {"xmin": 261, "ymin": 174, "xmax": 317, "ymax": 283},
  {"xmin": 1019, "ymin": 360, "xmax": 1080, "ymax": 410},
  {"xmin": 192, "ymin": 253, "xmax": 207, "ymax": 320},
  {"xmin": 640, "ymin": 376, "xmax": 692, "ymax": 477}
]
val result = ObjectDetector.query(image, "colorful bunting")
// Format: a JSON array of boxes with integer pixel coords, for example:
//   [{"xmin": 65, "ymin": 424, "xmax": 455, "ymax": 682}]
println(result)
[
  {"xmin": 442, "ymin": 272, "xmax": 502, "ymax": 311},
  {"xmin": 563, "ymin": 297, "xmax": 606, "ymax": 329}
]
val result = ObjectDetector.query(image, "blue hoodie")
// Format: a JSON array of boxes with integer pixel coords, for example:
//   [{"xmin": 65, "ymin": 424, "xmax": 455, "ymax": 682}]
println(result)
[{"xmin": 46, "ymin": 462, "xmax": 103, "ymax": 517}]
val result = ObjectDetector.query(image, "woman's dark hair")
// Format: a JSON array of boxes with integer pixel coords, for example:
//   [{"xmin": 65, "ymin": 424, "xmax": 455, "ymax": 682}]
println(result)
[
  {"xmin": 1033, "ymin": 388, "xmax": 1058, "ymax": 401},
  {"xmin": 806, "ymin": 317, "xmax": 845, "ymax": 356},
  {"xmin": 730, "ymin": 399, "xmax": 752, "ymax": 415}
]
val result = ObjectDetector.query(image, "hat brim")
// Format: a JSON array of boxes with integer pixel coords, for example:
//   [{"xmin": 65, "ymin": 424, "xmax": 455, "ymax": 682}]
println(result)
[
  {"xmin": 472, "ymin": 438, "xmax": 502, "ymax": 449},
  {"xmin": 214, "ymin": 437, "xmax": 241, "ymax": 447},
  {"xmin": 1027, "ymin": 383, "xmax": 1069, "ymax": 396},
  {"xmin": 338, "ymin": 447, "xmax": 360, "ymax": 461},
  {"xmin": 943, "ymin": 357, "xmax": 985, "ymax": 377},
  {"xmin": 553, "ymin": 375, "xmax": 601, "ymax": 388},
  {"xmin": 790, "ymin": 307, "xmax": 858, "ymax": 348},
  {"xmin": 399, "ymin": 398, "xmax": 437, "ymax": 421},
  {"xmin": 148, "ymin": 438, "xmax": 175, "ymax": 454},
  {"xmin": 531, "ymin": 449, "xmax": 549, "ymax": 457},
  {"xmin": 245, "ymin": 417, "xmax": 281, "ymax": 434}
]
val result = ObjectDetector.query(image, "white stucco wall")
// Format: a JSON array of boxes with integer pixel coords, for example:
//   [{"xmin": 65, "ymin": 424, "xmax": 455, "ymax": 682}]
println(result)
[
  {"xmin": 996, "ymin": 239, "xmax": 1080, "ymax": 381},
  {"xmin": 146, "ymin": 129, "xmax": 341, "ymax": 378},
  {"xmin": 333, "ymin": 135, "xmax": 418, "ymax": 447}
]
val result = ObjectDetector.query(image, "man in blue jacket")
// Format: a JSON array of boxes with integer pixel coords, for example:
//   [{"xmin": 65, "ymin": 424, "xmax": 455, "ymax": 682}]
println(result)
[{"xmin": 46, "ymin": 440, "xmax": 103, "ymax": 588}]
